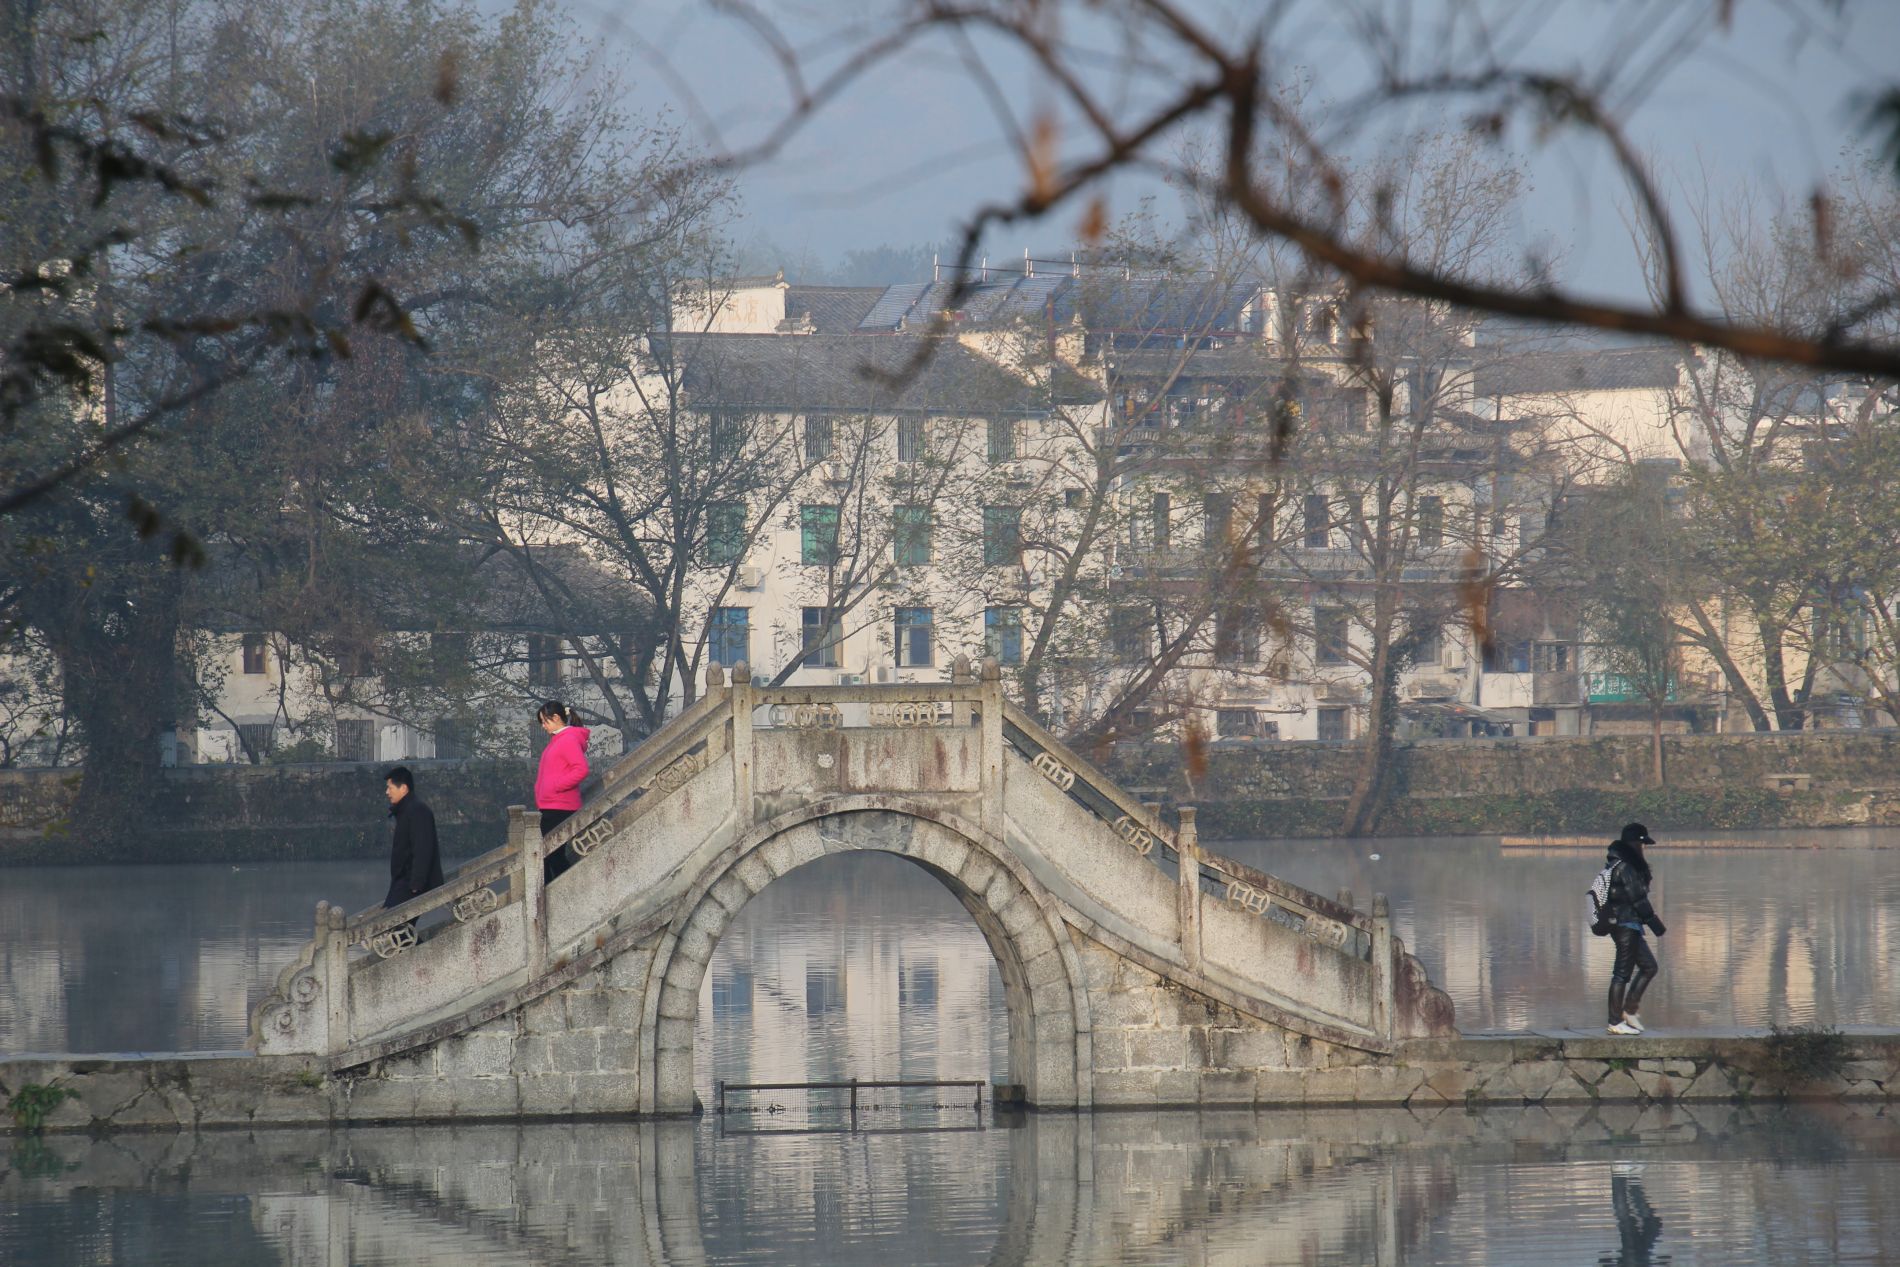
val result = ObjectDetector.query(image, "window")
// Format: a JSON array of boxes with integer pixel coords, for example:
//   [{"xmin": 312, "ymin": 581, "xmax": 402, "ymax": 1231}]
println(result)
[
  {"xmin": 801, "ymin": 607, "xmax": 841, "ymax": 668},
  {"xmin": 237, "ymin": 722, "xmax": 275, "ymax": 760},
  {"xmin": 334, "ymin": 719, "xmax": 375, "ymax": 763},
  {"xmin": 433, "ymin": 717, "xmax": 468, "ymax": 760},
  {"xmin": 1314, "ymin": 608, "xmax": 1350, "ymax": 666},
  {"xmin": 895, "ymin": 607, "xmax": 934, "ymax": 668},
  {"xmin": 1417, "ymin": 495, "xmax": 1444, "ymax": 549},
  {"xmin": 1411, "ymin": 622, "xmax": 1443, "ymax": 666},
  {"xmin": 712, "ymin": 965, "xmax": 753, "ymax": 1019},
  {"xmin": 1151, "ymin": 492, "xmax": 1171, "ymax": 551},
  {"xmin": 1303, "ymin": 494, "xmax": 1330, "ymax": 548},
  {"xmin": 898, "ymin": 416, "xmax": 928, "ymax": 463},
  {"xmin": 1215, "ymin": 604, "xmax": 1262, "ymax": 664},
  {"xmin": 987, "ymin": 417, "xmax": 1018, "ymax": 463},
  {"xmin": 1203, "ymin": 492, "xmax": 1233, "ymax": 551},
  {"xmin": 1255, "ymin": 493, "xmax": 1277, "ymax": 554},
  {"xmin": 527, "ymin": 634, "xmax": 564, "ymax": 688},
  {"xmin": 899, "ymin": 961, "xmax": 938, "ymax": 1009},
  {"xmin": 338, "ymin": 643, "xmax": 376, "ymax": 679},
  {"xmin": 1316, "ymin": 706, "xmax": 1350, "ymax": 742},
  {"xmin": 1407, "ymin": 367, "xmax": 1441, "ymax": 422},
  {"xmin": 431, "ymin": 631, "xmax": 468, "ymax": 675},
  {"xmin": 1517, "ymin": 512, "xmax": 1543, "ymax": 553},
  {"xmin": 800, "ymin": 504, "xmax": 841, "ymax": 566},
  {"xmin": 1343, "ymin": 494, "xmax": 1364, "ymax": 547},
  {"xmin": 1064, "ymin": 488, "xmax": 1083, "ymax": 509},
  {"xmin": 806, "ymin": 966, "xmax": 842, "ymax": 1015},
  {"xmin": 805, "ymin": 414, "xmax": 834, "ymax": 462},
  {"xmin": 1533, "ymin": 642, "xmax": 1572, "ymax": 673},
  {"xmin": 710, "ymin": 411, "xmax": 742, "ymax": 463},
  {"xmin": 893, "ymin": 505, "xmax": 932, "ymax": 566},
  {"xmin": 708, "ymin": 608, "xmax": 750, "ymax": 667},
  {"xmin": 241, "ymin": 633, "xmax": 268, "ymax": 675},
  {"xmin": 1339, "ymin": 387, "xmax": 1369, "ymax": 432},
  {"xmin": 1218, "ymin": 709, "xmax": 1277, "ymax": 740},
  {"xmin": 982, "ymin": 505, "xmax": 1022, "ymax": 567},
  {"xmin": 1110, "ymin": 607, "xmax": 1150, "ymax": 662},
  {"xmin": 706, "ymin": 502, "xmax": 745, "ymax": 565},
  {"xmin": 1483, "ymin": 639, "xmax": 1533, "ymax": 673},
  {"xmin": 985, "ymin": 606, "xmax": 1023, "ymax": 665}
]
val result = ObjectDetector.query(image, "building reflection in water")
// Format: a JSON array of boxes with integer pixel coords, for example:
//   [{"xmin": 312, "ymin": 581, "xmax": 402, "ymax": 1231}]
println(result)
[
  {"xmin": 5, "ymin": 1103, "xmax": 1900, "ymax": 1266},
  {"xmin": 695, "ymin": 851, "xmax": 1008, "ymax": 1116}
]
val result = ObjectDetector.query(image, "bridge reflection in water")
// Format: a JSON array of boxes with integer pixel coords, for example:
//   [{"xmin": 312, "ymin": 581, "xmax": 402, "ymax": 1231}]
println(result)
[{"xmin": 6, "ymin": 1105, "xmax": 1898, "ymax": 1266}]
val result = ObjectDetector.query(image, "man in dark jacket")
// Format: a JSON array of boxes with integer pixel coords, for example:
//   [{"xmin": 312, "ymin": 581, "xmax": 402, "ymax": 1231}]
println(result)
[
  {"xmin": 384, "ymin": 767, "xmax": 445, "ymax": 920},
  {"xmin": 1605, "ymin": 822, "xmax": 1667, "ymax": 1034}
]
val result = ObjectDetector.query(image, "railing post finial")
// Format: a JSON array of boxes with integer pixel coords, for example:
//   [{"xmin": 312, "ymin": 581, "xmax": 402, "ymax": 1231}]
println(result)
[
  {"xmin": 732, "ymin": 661, "xmax": 752, "ymax": 685},
  {"xmin": 708, "ymin": 663, "xmax": 725, "ymax": 690},
  {"xmin": 951, "ymin": 654, "xmax": 972, "ymax": 683},
  {"xmin": 979, "ymin": 656, "xmax": 1002, "ymax": 681}
]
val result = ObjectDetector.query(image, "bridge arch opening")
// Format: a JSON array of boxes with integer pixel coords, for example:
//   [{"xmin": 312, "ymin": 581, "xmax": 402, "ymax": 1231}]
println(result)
[
  {"xmin": 694, "ymin": 849, "xmax": 1008, "ymax": 1108},
  {"xmin": 647, "ymin": 806, "xmax": 1089, "ymax": 1113}
]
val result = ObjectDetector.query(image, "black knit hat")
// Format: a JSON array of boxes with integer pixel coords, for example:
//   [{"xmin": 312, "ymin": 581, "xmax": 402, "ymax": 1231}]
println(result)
[{"xmin": 1620, "ymin": 822, "xmax": 1655, "ymax": 845}]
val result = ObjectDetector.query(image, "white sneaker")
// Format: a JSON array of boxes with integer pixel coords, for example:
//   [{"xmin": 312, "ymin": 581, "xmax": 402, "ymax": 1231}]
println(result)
[
  {"xmin": 1607, "ymin": 1020, "xmax": 1640, "ymax": 1035},
  {"xmin": 1622, "ymin": 1013, "xmax": 1645, "ymax": 1033}
]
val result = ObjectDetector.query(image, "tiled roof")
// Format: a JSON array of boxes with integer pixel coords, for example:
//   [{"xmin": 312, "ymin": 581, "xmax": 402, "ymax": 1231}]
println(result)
[
  {"xmin": 1475, "ymin": 346, "xmax": 1684, "ymax": 396},
  {"xmin": 658, "ymin": 333, "xmax": 1101, "ymax": 413},
  {"xmin": 783, "ymin": 286, "xmax": 884, "ymax": 333}
]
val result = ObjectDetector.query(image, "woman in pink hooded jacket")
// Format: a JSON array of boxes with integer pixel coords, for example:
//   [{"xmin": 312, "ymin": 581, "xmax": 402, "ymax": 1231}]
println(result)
[{"xmin": 534, "ymin": 700, "xmax": 590, "ymax": 882}]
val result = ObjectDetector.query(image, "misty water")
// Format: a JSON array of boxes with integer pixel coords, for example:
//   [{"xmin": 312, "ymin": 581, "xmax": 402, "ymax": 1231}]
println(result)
[{"xmin": 5, "ymin": 834, "xmax": 1900, "ymax": 1264}]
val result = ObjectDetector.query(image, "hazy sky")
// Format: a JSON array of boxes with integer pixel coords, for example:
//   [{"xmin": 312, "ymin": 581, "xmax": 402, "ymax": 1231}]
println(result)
[{"xmin": 567, "ymin": 1, "xmax": 1899, "ymax": 300}]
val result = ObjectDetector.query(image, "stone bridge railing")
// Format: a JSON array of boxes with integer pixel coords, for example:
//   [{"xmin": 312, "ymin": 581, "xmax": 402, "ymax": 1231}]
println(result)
[{"xmin": 252, "ymin": 658, "xmax": 1445, "ymax": 1061}]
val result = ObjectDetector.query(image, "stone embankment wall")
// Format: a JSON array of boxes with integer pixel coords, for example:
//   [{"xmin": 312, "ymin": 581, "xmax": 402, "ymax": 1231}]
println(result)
[
  {"xmin": 1104, "ymin": 730, "xmax": 1900, "ymax": 838},
  {"xmin": 0, "ymin": 759, "xmax": 533, "ymax": 864},
  {"xmin": 5, "ymin": 1031, "xmax": 1896, "ymax": 1132},
  {"xmin": 6, "ymin": 728, "xmax": 1900, "ymax": 862}
]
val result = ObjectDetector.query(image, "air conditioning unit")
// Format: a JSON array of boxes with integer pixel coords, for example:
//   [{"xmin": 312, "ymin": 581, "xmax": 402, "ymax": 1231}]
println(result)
[
  {"xmin": 1004, "ymin": 463, "xmax": 1033, "ymax": 486},
  {"xmin": 837, "ymin": 672, "xmax": 865, "ymax": 686},
  {"xmin": 736, "ymin": 565, "xmax": 765, "ymax": 589},
  {"xmin": 873, "ymin": 666, "xmax": 895, "ymax": 683}
]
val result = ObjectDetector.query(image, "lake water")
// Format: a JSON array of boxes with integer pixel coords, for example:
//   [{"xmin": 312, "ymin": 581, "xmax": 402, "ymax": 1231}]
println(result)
[
  {"xmin": 5, "ymin": 829, "xmax": 1897, "ymax": 1053},
  {"xmin": 4, "ymin": 831, "xmax": 1899, "ymax": 1264}
]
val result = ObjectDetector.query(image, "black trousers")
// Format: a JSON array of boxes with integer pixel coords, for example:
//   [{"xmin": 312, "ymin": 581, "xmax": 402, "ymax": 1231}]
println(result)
[
  {"xmin": 541, "ymin": 809, "xmax": 576, "ymax": 884},
  {"xmin": 1609, "ymin": 925, "xmax": 1658, "ymax": 1014}
]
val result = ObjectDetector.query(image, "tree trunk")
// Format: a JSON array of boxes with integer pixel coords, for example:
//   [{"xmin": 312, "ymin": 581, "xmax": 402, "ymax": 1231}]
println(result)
[
  {"xmin": 1650, "ymin": 705, "xmax": 1665, "ymax": 786},
  {"xmin": 54, "ymin": 580, "xmax": 185, "ymax": 849},
  {"xmin": 1339, "ymin": 616, "xmax": 1400, "ymax": 837},
  {"xmin": 1759, "ymin": 620, "xmax": 1805, "ymax": 730}
]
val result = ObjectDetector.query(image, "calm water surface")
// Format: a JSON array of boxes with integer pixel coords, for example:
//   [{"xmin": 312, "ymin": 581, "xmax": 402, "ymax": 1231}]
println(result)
[
  {"xmin": 4, "ymin": 1106, "xmax": 1897, "ymax": 1265},
  {"xmin": 4, "ymin": 829, "xmax": 1897, "ymax": 1052},
  {"xmin": 4, "ymin": 834, "xmax": 1900, "ymax": 1264}
]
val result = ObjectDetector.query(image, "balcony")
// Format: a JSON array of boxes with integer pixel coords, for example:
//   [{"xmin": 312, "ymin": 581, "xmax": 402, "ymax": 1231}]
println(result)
[{"xmin": 1533, "ymin": 671, "xmax": 1580, "ymax": 706}]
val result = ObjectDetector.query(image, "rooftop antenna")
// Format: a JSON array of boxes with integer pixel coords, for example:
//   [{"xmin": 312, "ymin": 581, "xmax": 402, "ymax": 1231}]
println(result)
[
  {"xmin": 980, "ymin": 254, "xmax": 988, "ymax": 282},
  {"xmin": 1024, "ymin": 248, "xmax": 1032, "ymax": 278},
  {"xmin": 933, "ymin": 253, "xmax": 939, "ymax": 283}
]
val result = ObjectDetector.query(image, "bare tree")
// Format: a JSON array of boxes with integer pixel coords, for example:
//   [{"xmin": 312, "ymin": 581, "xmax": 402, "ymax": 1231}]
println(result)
[{"xmin": 680, "ymin": 0, "xmax": 1900, "ymax": 388}]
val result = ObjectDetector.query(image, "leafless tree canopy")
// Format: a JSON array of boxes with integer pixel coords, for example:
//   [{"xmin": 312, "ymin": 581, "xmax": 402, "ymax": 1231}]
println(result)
[{"xmin": 684, "ymin": 0, "xmax": 1900, "ymax": 380}]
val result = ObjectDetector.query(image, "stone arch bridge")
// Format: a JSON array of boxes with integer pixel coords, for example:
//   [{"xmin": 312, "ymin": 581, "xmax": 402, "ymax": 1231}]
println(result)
[{"xmin": 252, "ymin": 661, "xmax": 1454, "ymax": 1114}]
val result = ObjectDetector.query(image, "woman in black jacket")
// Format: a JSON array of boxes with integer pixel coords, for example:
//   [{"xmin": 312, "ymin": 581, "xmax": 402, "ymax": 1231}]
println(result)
[{"xmin": 1605, "ymin": 822, "xmax": 1667, "ymax": 1034}]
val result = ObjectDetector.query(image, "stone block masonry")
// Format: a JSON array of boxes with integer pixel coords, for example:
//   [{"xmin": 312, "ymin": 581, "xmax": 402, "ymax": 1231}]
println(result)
[{"xmin": 7, "ymin": 1030, "xmax": 1897, "ymax": 1133}]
